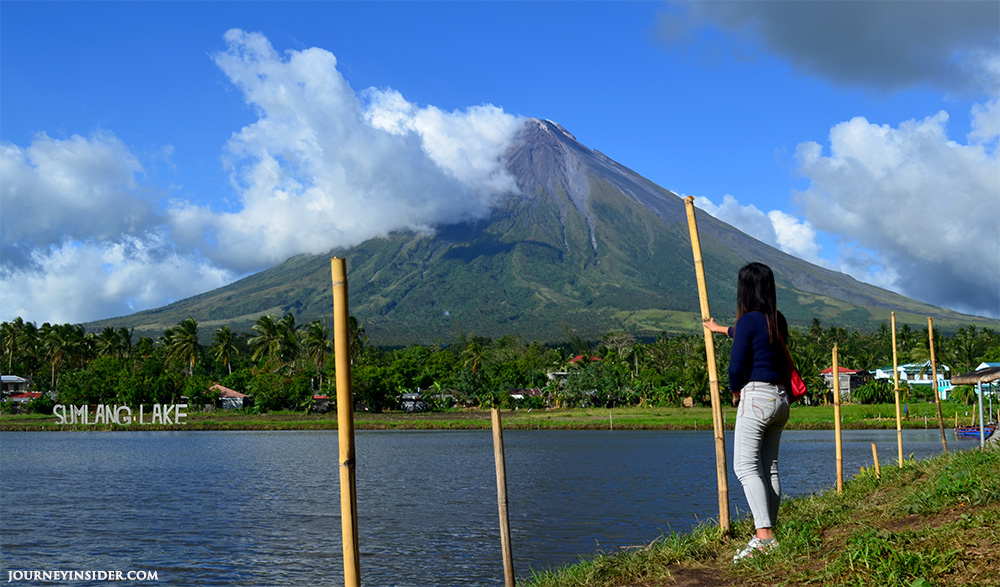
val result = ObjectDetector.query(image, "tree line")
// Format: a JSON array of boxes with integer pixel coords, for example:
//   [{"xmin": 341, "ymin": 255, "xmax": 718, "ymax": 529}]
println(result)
[{"xmin": 2, "ymin": 315, "xmax": 998, "ymax": 414}]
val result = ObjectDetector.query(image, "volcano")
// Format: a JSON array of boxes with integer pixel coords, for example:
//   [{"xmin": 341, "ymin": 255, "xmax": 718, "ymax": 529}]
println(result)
[{"xmin": 90, "ymin": 119, "xmax": 995, "ymax": 344}]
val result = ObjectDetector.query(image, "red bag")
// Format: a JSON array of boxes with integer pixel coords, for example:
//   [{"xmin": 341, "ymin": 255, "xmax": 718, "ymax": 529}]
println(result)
[{"xmin": 779, "ymin": 333, "xmax": 808, "ymax": 401}]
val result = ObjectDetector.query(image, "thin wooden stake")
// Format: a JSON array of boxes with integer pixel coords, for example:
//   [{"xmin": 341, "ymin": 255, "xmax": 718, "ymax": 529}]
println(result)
[
  {"xmin": 332, "ymin": 258, "xmax": 360, "ymax": 587},
  {"xmin": 928, "ymin": 317, "xmax": 947, "ymax": 454},
  {"xmin": 492, "ymin": 408, "xmax": 515, "ymax": 587},
  {"xmin": 684, "ymin": 196, "xmax": 730, "ymax": 533},
  {"xmin": 977, "ymin": 382, "xmax": 987, "ymax": 447},
  {"xmin": 891, "ymin": 312, "xmax": 903, "ymax": 468},
  {"xmin": 833, "ymin": 344, "xmax": 843, "ymax": 494},
  {"xmin": 871, "ymin": 443, "xmax": 881, "ymax": 480}
]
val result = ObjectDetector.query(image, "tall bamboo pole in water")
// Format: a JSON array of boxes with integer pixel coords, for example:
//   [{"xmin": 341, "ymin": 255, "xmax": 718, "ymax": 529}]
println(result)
[
  {"xmin": 492, "ymin": 409, "xmax": 515, "ymax": 587},
  {"xmin": 832, "ymin": 345, "xmax": 843, "ymax": 494},
  {"xmin": 891, "ymin": 312, "xmax": 903, "ymax": 468},
  {"xmin": 928, "ymin": 317, "xmax": 948, "ymax": 454},
  {"xmin": 332, "ymin": 258, "xmax": 360, "ymax": 587},
  {"xmin": 683, "ymin": 196, "xmax": 730, "ymax": 533}
]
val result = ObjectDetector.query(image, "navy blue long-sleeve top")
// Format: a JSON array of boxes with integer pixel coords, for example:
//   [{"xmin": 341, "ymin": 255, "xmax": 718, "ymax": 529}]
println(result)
[{"xmin": 727, "ymin": 310, "xmax": 790, "ymax": 394}]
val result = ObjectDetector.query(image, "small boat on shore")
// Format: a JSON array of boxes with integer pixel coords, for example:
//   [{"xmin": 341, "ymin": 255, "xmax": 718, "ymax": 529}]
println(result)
[{"xmin": 955, "ymin": 424, "xmax": 996, "ymax": 438}]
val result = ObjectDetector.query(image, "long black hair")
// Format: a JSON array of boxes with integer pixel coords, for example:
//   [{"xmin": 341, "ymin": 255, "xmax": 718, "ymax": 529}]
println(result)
[{"xmin": 736, "ymin": 262, "xmax": 779, "ymax": 343}]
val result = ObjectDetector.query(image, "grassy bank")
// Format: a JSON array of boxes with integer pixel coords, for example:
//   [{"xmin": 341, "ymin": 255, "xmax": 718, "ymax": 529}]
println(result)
[
  {"xmin": 523, "ymin": 443, "xmax": 999, "ymax": 587},
  {"xmin": 0, "ymin": 401, "xmax": 992, "ymax": 432}
]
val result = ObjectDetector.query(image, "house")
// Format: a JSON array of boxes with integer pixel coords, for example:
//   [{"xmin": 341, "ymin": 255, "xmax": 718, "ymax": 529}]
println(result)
[
  {"xmin": 1, "ymin": 375, "xmax": 30, "ymax": 397},
  {"xmin": 872, "ymin": 361, "xmax": 953, "ymax": 400},
  {"xmin": 311, "ymin": 395, "xmax": 332, "ymax": 413},
  {"xmin": 211, "ymin": 384, "xmax": 252, "ymax": 410},
  {"xmin": 401, "ymin": 393, "xmax": 426, "ymax": 413},
  {"xmin": 820, "ymin": 366, "xmax": 869, "ymax": 400},
  {"xmin": 8, "ymin": 391, "xmax": 41, "ymax": 404}
]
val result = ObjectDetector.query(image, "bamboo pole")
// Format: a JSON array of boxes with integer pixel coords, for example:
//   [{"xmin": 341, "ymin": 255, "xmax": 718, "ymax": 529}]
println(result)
[
  {"xmin": 833, "ymin": 345, "xmax": 843, "ymax": 494},
  {"xmin": 871, "ymin": 443, "xmax": 881, "ymax": 480},
  {"xmin": 927, "ymin": 318, "xmax": 948, "ymax": 454},
  {"xmin": 976, "ymin": 382, "xmax": 986, "ymax": 447},
  {"xmin": 492, "ymin": 408, "xmax": 515, "ymax": 587},
  {"xmin": 683, "ymin": 196, "xmax": 730, "ymax": 533},
  {"xmin": 891, "ymin": 312, "xmax": 903, "ymax": 468},
  {"xmin": 332, "ymin": 258, "xmax": 360, "ymax": 587}
]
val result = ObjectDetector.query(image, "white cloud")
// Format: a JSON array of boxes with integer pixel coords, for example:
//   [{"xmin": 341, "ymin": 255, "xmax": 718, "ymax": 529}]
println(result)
[
  {"xmin": 1, "ymin": 30, "xmax": 526, "ymax": 324},
  {"xmin": 0, "ymin": 132, "xmax": 158, "ymax": 267},
  {"xmin": 0, "ymin": 132, "xmax": 229, "ymax": 323},
  {"xmin": 969, "ymin": 98, "xmax": 1000, "ymax": 145},
  {"xmin": 0, "ymin": 236, "xmax": 233, "ymax": 325},
  {"xmin": 693, "ymin": 193, "xmax": 824, "ymax": 265},
  {"xmin": 363, "ymin": 88, "xmax": 523, "ymax": 196},
  {"xmin": 693, "ymin": 103, "xmax": 1000, "ymax": 318},
  {"xmin": 794, "ymin": 109, "xmax": 1000, "ymax": 317},
  {"xmin": 767, "ymin": 210, "xmax": 822, "ymax": 263},
  {"xmin": 198, "ymin": 29, "xmax": 524, "ymax": 272}
]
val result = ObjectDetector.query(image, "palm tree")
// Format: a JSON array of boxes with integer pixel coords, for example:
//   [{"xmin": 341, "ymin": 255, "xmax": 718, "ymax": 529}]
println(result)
[
  {"xmin": 1, "ymin": 318, "xmax": 23, "ymax": 372},
  {"xmin": 463, "ymin": 341, "xmax": 485, "ymax": 373},
  {"xmin": 168, "ymin": 318, "xmax": 200, "ymax": 377},
  {"xmin": 96, "ymin": 327, "xmax": 121, "ymax": 358},
  {"xmin": 211, "ymin": 326, "xmax": 239, "ymax": 376},
  {"xmin": 249, "ymin": 315, "xmax": 281, "ymax": 365},
  {"xmin": 117, "ymin": 327, "xmax": 133, "ymax": 359},
  {"xmin": 41, "ymin": 323, "xmax": 83, "ymax": 390},
  {"xmin": 348, "ymin": 316, "xmax": 368, "ymax": 365},
  {"xmin": 303, "ymin": 321, "xmax": 331, "ymax": 389},
  {"xmin": 277, "ymin": 314, "xmax": 299, "ymax": 369}
]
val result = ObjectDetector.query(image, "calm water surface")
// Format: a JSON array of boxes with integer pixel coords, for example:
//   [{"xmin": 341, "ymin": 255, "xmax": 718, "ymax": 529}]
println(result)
[{"xmin": 0, "ymin": 428, "xmax": 980, "ymax": 586}]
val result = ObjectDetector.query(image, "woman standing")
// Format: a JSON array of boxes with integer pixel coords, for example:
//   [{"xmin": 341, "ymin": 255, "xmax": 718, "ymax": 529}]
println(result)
[{"xmin": 704, "ymin": 262, "xmax": 791, "ymax": 561}]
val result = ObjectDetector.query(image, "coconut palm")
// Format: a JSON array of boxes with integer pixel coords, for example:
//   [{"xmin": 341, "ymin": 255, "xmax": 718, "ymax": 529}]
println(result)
[
  {"xmin": 1, "ymin": 318, "xmax": 23, "ymax": 372},
  {"xmin": 96, "ymin": 327, "xmax": 121, "ymax": 358},
  {"xmin": 167, "ymin": 318, "xmax": 200, "ymax": 376},
  {"xmin": 277, "ymin": 314, "xmax": 299, "ymax": 369},
  {"xmin": 41, "ymin": 323, "xmax": 85, "ymax": 390},
  {"xmin": 249, "ymin": 315, "xmax": 281, "ymax": 364},
  {"xmin": 303, "ymin": 320, "xmax": 331, "ymax": 389},
  {"xmin": 211, "ymin": 326, "xmax": 239, "ymax": 376},
  {"xmin": 117, "ymin": 327, "xmax": 133, "ymax": 359}
]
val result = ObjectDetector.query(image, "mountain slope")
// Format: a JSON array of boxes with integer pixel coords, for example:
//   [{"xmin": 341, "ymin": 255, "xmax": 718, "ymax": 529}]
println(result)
[{"xmin": 89, "ymin": 119, "xmax": 998, "ymax": 344}]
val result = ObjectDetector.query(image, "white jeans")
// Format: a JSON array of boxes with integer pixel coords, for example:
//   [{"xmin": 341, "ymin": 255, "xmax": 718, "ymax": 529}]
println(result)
[{"xmin": 733, "ymin": 381, "xmax": 790, "ymax": 529}]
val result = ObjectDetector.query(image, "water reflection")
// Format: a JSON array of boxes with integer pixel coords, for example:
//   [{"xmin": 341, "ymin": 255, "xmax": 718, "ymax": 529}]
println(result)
[{"xmin": 0, "ymin": 429, "xmax": 978, "ymax": 586}]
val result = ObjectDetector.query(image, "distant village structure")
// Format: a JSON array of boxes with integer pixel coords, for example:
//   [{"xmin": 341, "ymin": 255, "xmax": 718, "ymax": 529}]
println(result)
[
  {"xmin": 871, "ymin": 361, "xmax": 954, "ymax": 400},
  {"xmin": 821, "ymin": 366, "xmax": 869, "ymax": 400},
  {"xmin": 210, "ymin": 384, "xmax": 252, "ymax": 410}
]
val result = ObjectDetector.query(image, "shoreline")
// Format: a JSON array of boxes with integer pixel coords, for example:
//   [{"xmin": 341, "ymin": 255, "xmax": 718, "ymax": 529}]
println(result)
[{"xmin": 1, "ymin": 403, "xmax": 990, "ymax": 433}]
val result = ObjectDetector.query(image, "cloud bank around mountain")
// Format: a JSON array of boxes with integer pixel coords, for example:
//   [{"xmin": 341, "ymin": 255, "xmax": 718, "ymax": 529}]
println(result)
[
  {"xmin": 1, "ymin": 30, "xmax": 523, "ymax": 323},
  {"xmin": 695, "ymin": 106, "xmax": 1000, "ymax": 318}
]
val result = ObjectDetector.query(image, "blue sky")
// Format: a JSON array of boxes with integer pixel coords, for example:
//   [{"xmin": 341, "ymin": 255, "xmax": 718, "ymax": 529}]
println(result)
[{"xmin": 2, "ymin": 1, "xmax": 998, "ymax": 324}]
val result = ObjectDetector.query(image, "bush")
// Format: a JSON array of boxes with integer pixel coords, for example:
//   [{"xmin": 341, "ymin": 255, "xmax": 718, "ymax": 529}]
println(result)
[
  {"xmin": 850, "ymin": 378, "xmax": 896, "ymax": 404},
  {"xmin": 948, "ymin": 385, "xmax": 977, "ymax": 406}
]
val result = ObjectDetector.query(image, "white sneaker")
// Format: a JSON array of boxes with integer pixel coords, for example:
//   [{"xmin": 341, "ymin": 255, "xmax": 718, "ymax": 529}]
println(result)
[{"xmin": 733, "ymin": 536, "xmax": 777, "ymax": 562}]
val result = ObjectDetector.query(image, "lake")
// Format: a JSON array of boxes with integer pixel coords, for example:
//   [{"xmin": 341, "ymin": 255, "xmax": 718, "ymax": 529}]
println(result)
[{"xmin": 0, "ymin": 428, "xmax": 979, "ymax": 586}]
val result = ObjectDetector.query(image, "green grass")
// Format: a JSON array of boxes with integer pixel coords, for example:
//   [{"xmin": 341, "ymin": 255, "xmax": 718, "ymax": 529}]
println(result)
[
  {"xmin": 0, "ymin": 401, "xmax": 988, "ymax": 432},
  {"xmin": 522, "ymin": 445, "xmax": 1000, "ymax": 587}
]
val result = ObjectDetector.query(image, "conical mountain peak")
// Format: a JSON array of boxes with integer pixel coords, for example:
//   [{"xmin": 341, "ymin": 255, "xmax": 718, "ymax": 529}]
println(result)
[{"xmin": 87, "ymin": 120, "xmax": 998, "ymax": 345}]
